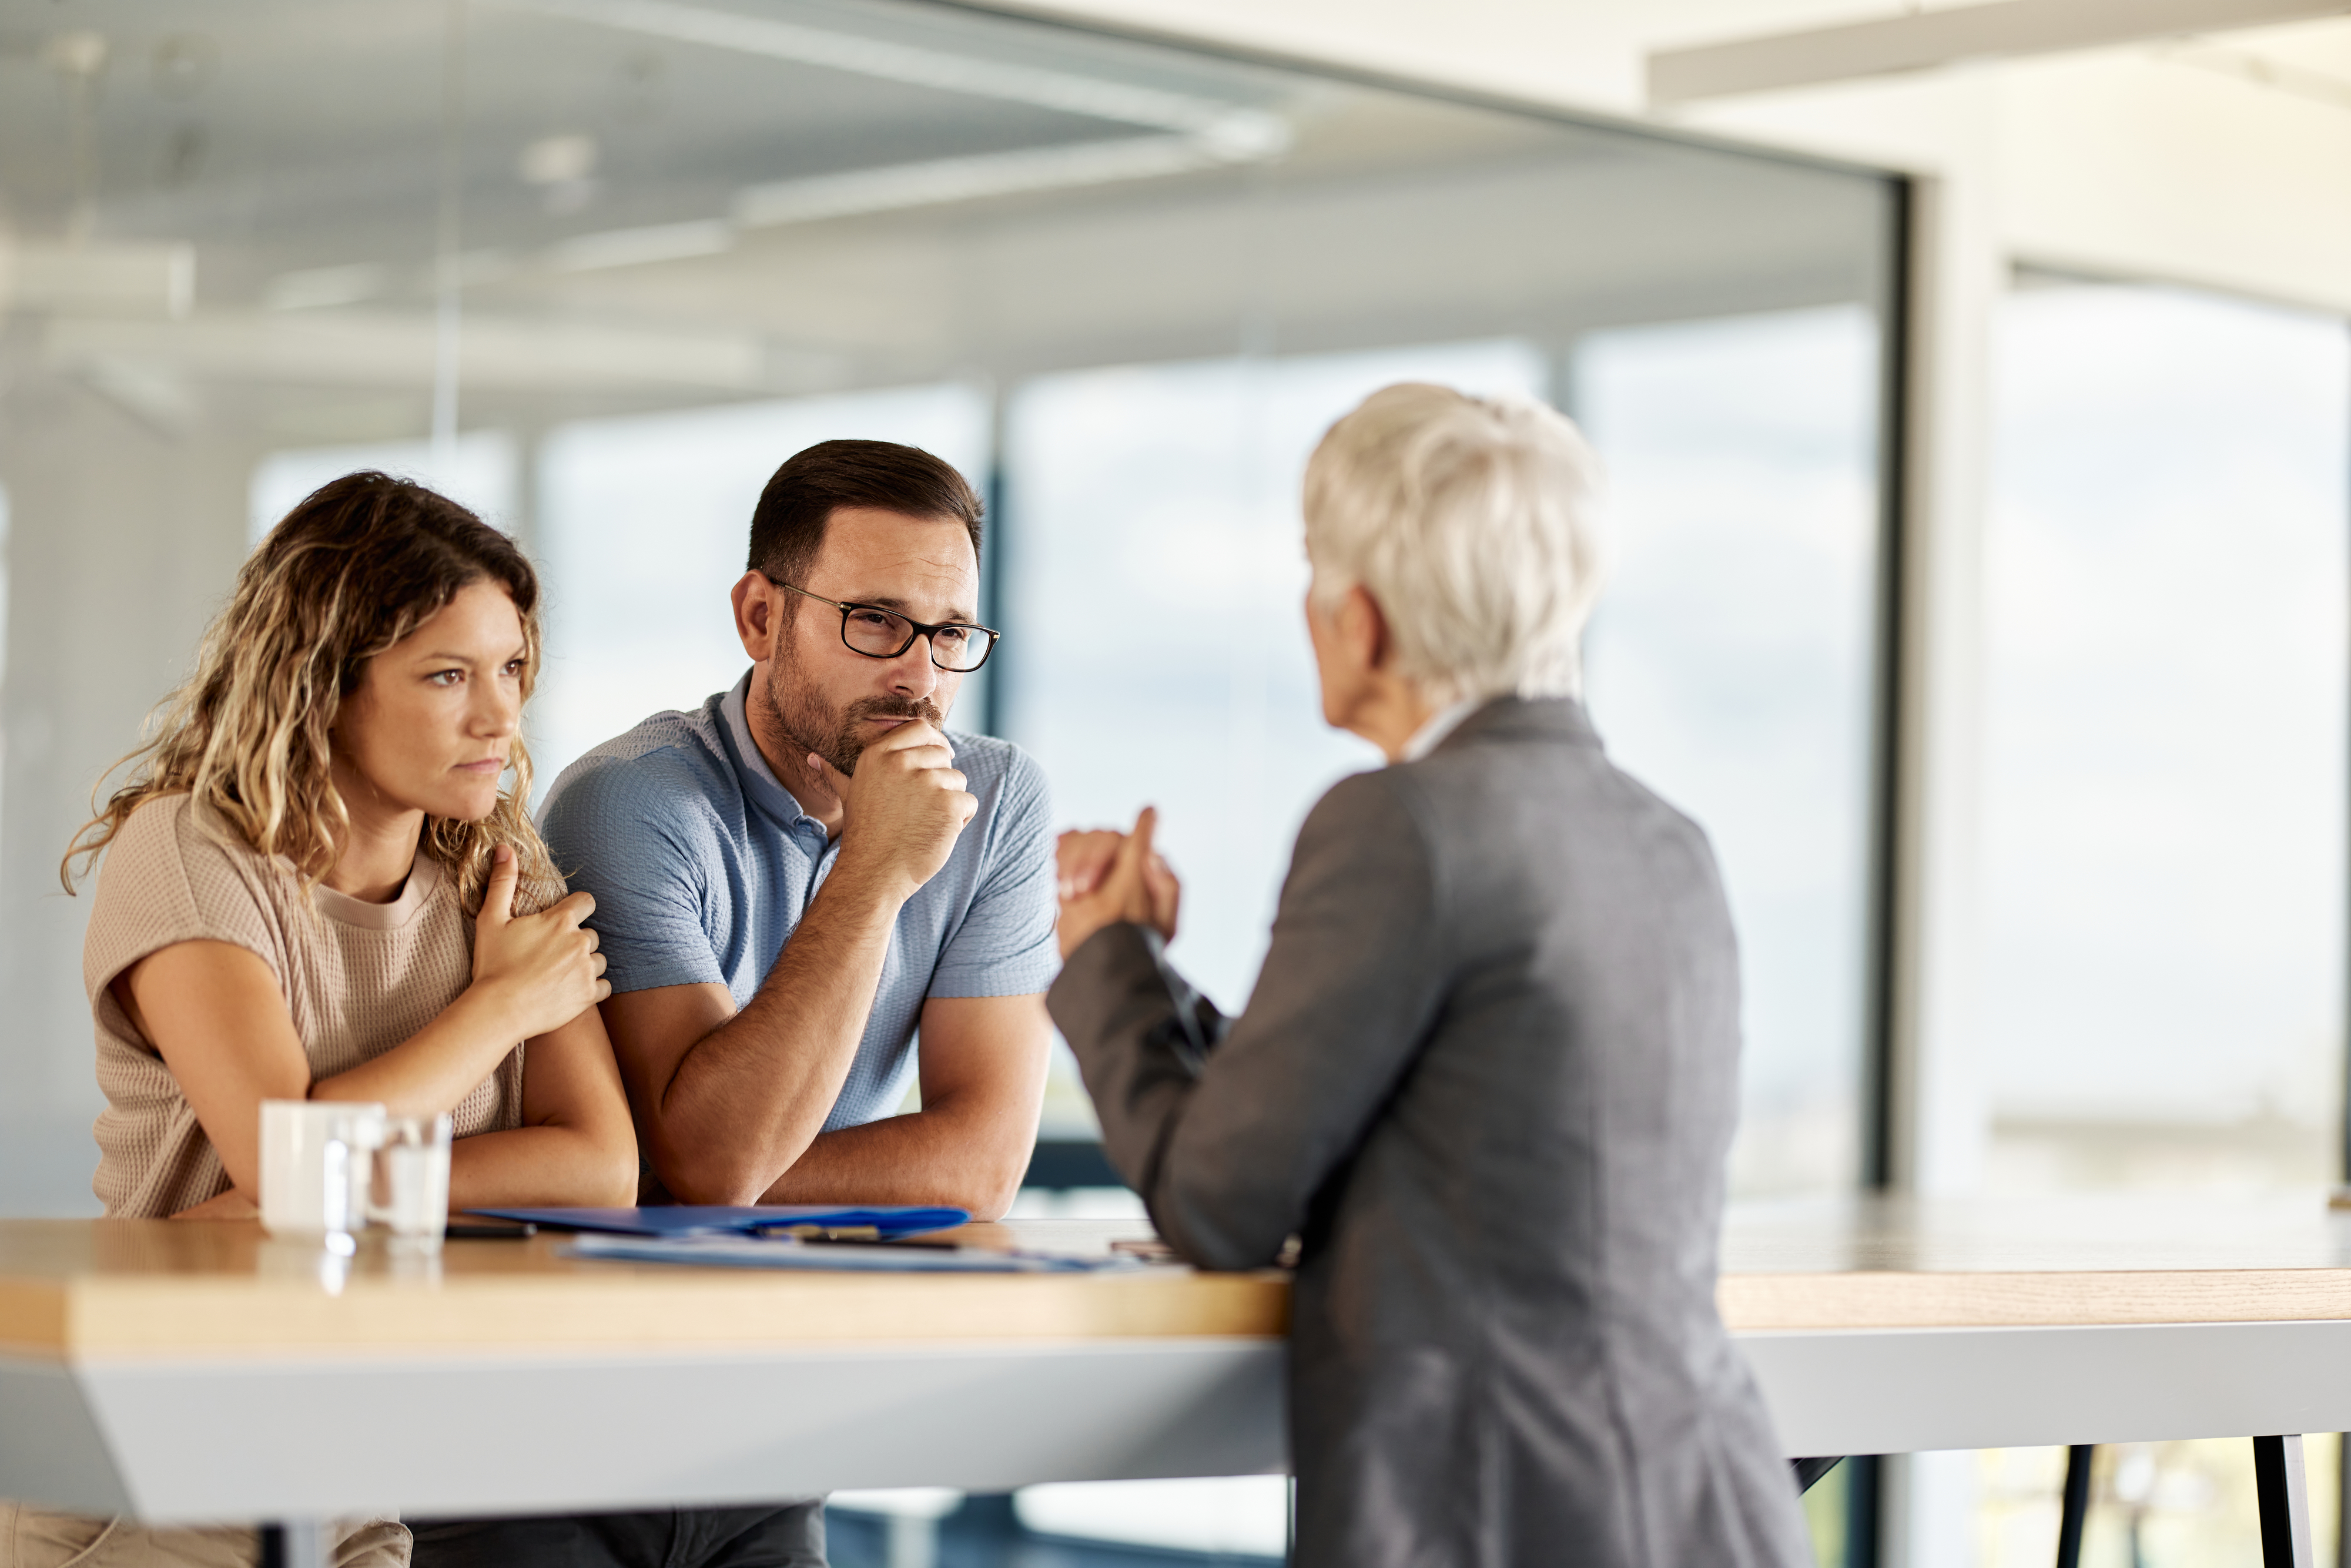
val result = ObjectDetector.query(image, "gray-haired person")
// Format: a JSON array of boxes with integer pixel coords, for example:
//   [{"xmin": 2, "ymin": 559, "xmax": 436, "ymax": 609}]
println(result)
[{"xmin": 1051, "ymin": 383, "xmax": 1812, "ymax": 1568}]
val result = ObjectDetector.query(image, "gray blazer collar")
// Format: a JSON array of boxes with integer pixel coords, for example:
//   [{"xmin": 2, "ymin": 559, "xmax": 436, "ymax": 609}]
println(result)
[{"xmin": 1431, "ymin": 695, "xmax": 1602, "ymax": 755}]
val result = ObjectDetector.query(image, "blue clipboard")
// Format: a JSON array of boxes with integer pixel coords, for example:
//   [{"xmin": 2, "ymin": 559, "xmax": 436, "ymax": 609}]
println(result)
[
  {"xmin": 564, "ymin": 1234, "xmax": 1133, "ymax": 1274},
  {"xmin": 466, "ymin": 1205, "xmax": 970, "ymax": 1239}
]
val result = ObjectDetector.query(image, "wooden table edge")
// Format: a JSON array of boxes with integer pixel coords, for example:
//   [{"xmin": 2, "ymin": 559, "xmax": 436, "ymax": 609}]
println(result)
[
  {"xmin": 1, "ymin": 1268, "xmax": 1291, "ymax": 1358},
  {"xmin": 19, "ymin": 1241, "xmax": 2351, "ymax": 1352},
  {"xmin": 1719, "ymin": 1267, "xmax": 2351, "ymax": 1330}
]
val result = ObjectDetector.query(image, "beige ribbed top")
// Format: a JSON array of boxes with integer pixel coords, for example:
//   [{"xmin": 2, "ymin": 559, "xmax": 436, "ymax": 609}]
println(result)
[{"xmin": 83, "ymin": 795, "xmax": 523, "ymax": 1219}]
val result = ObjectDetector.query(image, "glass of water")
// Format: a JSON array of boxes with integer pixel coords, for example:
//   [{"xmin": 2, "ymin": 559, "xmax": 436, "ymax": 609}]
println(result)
[{"xmin": 361, "ymin": 1113, "xmax": 453, "ymax": 1247}]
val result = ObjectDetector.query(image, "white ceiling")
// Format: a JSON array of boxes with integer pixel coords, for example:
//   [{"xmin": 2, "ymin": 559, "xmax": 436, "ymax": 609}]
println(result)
[{"xmin": 975, "ymin": 0, "xmax": 2351, "ymax": 313}]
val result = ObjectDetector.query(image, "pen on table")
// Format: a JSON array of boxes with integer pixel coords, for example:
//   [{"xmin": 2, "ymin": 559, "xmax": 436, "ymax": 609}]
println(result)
[{"xmin": 753, "ymin": 1224, "xmax": 964, "ymax": 1251}]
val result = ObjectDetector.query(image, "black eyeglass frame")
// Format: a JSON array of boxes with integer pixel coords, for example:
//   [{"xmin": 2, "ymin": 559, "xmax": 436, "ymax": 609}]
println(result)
[{"xmin": 768, "ymin": 576, "xmax": 1002, "ymax": 673}]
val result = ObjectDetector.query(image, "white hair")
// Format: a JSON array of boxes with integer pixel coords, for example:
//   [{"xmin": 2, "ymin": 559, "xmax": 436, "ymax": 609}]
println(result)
[{"xmin": 1302, "ymin": 383, "xmax": 1611, "ymax": 705}]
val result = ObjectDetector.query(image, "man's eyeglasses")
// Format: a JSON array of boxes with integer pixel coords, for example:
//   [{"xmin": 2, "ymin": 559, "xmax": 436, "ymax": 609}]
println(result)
[{"xmin": 770, "ymin": 578, "xmax": 1000, "ymax": 674}]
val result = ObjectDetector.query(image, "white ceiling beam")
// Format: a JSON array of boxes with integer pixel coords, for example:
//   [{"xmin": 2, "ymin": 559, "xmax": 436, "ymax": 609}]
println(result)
[
  {"xmin": 0, "ymin": 242, "xmax": 194, "ymax": 319},
  {"xmin": 1648, "ymin": 0, "xmax": 2351, "ymax": 106},
  {"xmin": 486, "ymin": 0, "xmax": 1283, "ymax": 143},
  {"xmin": 732, "ymin": 136, "xmax": 1234, "ymax": 229},
  {"xmin": 46, "ymin": 311, "xmax": 775, "ymax": 392}
]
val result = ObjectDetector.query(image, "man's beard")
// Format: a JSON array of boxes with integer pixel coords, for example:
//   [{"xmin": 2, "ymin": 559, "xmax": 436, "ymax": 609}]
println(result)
[{"xmin": 762, "ymin": 655, "xmax": 943, "ymax": 778}]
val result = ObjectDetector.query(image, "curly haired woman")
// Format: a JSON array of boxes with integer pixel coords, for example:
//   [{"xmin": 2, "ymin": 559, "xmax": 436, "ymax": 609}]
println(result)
[{"xmin": 6, "ymin": 473, "xmax": 638, "ymax": 1568}]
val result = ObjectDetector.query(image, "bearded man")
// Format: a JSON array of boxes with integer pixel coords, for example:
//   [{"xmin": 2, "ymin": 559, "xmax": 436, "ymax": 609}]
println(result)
[{"xmin": 538, "ymin": 440, "xmax": 1053, "ymax": 1219}]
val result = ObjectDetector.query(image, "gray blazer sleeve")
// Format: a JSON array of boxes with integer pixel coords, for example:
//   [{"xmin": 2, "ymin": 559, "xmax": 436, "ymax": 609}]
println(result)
[{"xmin": 1048, "ymin": 769, "xmax": 1449, "ymax": 1270}]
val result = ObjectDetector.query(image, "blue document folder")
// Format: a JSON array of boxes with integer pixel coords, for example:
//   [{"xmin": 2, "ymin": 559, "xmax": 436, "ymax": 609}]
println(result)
[
  {"xmin": 564, "ymin": 1234, "xmax": 1136, "ymax": 1274},
  {"xmin": 465, "ymin": 1204, "xmax": 969, "ymax": 1238}
]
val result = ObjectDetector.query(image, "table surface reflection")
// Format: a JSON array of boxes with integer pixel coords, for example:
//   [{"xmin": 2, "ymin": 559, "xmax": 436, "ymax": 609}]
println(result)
[{"xmin": 9, "ymin": 1192, "xmax": 2351, "ymax": 1361}]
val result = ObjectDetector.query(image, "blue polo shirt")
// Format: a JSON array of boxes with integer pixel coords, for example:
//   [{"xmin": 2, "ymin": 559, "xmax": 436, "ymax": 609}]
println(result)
[{"xmin": 537, "ymin": 672, "xmax": 1059, "ymax": 1130}]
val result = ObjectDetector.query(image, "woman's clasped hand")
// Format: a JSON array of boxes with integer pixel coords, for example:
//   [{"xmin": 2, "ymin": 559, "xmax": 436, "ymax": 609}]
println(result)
[{"xmin": 470, "ymin": 845, "xmax": 612, "ymax": 1041}]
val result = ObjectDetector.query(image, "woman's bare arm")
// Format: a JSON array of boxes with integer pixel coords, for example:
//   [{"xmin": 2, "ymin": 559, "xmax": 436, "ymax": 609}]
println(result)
[
  {"xmin": 119, "ymin": 851, "xmax": 623, "ymax": 1209},
  {"xmin": 446, "ymin": 1004, "xmax": 638, "ymax": 1209},
  {"xmin": 119, "ymin": 940, "xmax": 523, "ymax": 1199}
]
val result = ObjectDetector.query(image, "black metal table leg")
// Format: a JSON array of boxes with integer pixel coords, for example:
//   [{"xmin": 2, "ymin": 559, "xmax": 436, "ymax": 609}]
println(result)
[
  {"xmin": 257, "ymin": 1521, "xmax": 327, "ymax": 1568},
  {"xmin": 1792, "ymin": 1456, "xmax": 1845, "ymax": 1493},
  {"xmin": 2255, "ymin": 1435, "xmax": 2315, "ymax": 1568},
  {"xmin": 2054, "ymin": 1444, "xmax": 2094, "ymax": 1568}
]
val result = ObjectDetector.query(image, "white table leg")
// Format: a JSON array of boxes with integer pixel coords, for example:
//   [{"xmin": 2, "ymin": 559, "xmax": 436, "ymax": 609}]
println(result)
[{"xmin": 2253, "ymin": 1435, "xmax": 2313, "ymax": 1568}]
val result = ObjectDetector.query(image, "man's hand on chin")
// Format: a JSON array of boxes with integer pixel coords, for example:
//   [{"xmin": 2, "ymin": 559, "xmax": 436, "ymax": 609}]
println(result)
[{"xmin": 811, "ymin": 720, "xmax": 978, "ymax": 904}]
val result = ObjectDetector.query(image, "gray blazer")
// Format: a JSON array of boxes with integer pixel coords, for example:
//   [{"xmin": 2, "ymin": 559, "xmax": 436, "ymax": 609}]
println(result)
[{"xmin": 1048, "ymin": 697, "xmax": 1812, "ymax": 1568}]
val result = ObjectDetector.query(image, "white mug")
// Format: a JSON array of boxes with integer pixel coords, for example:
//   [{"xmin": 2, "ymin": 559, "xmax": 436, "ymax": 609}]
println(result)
[{"xmin": 259, "ymin": 1099, "xmax": 385, "ymax": 1239}]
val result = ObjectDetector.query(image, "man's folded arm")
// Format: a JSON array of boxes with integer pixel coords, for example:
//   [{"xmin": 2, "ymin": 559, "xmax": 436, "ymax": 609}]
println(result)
[
  {"xmin": 751, "ymin": 745, "xmax": 1056, "ymax": 1217},
  {"xmin": 755, "ymin": 992, "xmax": 1050, "ymax": 1219},
  {"xmin": 598, "ymin": 857, "xmax": 902, "ymax": 1205},
  {"xmin": 545, "ymin": 762, "xmax": 882, "ymax": 1206}
]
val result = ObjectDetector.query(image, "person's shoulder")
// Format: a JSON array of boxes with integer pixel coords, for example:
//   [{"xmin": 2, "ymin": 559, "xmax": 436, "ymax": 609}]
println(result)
[
  {"xmin": 112, "ymin": 793, "xmax": 282, "ymax": 883},
  {"xmin": 1411, "ymin": 698, "xmax": 1716, "ymax": 851},
  {"xmin": 1406, "ymin": 698, "xmax": 1615, "ymax": 793},
  {"xmin": 947, "ymin": 728, "xmax": 1034, "ymax": 775},
  {"xmin": 109, "ymin": 791, "xmax": 195, "ymax": 860},
  {"xmin": 947, "ymin": 731, "xmax": 1048, "ymax": 806},
  {"xmin": 560, "ymin": 701, "xmax": 730, "ymax": 776},
  {"xmin": 88, "ymin": 793, "xmax": 197, "ymax": 900},
  {"xmin": 1303, "ymin": 764, "xmax": 1426, "ymax": 843},
  {"xmin": 88, "ymin": 794, "xmax": 290, "ymax": 959},
  {"xmin": 541, "ymin": 706, "xmax": 737, "ymax": 827}
]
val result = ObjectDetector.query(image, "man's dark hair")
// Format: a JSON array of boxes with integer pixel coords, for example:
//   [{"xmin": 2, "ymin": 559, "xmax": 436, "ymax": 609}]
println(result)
[{"xmin": 747, "ymin": 440, "xmax": 984, "ymax": 597}]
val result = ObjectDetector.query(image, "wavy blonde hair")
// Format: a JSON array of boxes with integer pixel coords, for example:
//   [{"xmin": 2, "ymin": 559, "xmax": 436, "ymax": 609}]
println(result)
[{"xmin": 62, "ymin": 470, "xmax": 558, "ymax": 913}]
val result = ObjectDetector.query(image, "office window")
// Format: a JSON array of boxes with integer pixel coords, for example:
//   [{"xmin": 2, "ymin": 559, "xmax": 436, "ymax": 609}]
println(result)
[
  {"xmin": 1004, "ymin": 313, "xmax": 1887, "ymax": 1200},
  {"xmin": 1574, "ymin": 304, "xmax": 1884, "ymax": 1195},
  {"xmin": 1001, "ymin": 340, "xmax": 1548, "ymax": 1009},
  {"xmin": 1981, "ymin": 280, "xmax": 2351, "ymax": 1192}
]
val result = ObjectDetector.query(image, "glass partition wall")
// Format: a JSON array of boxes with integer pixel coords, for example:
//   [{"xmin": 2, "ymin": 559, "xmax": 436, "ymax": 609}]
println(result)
[{"xmin": 0, "ymin": 2, "xmax": 1899, "ymax": 1560}]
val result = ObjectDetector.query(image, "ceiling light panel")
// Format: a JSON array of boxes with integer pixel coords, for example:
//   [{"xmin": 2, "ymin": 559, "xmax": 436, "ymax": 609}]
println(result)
[{"xmin": 1649, "ymin": 0, "xmax": 2351, "ymax": 105}]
